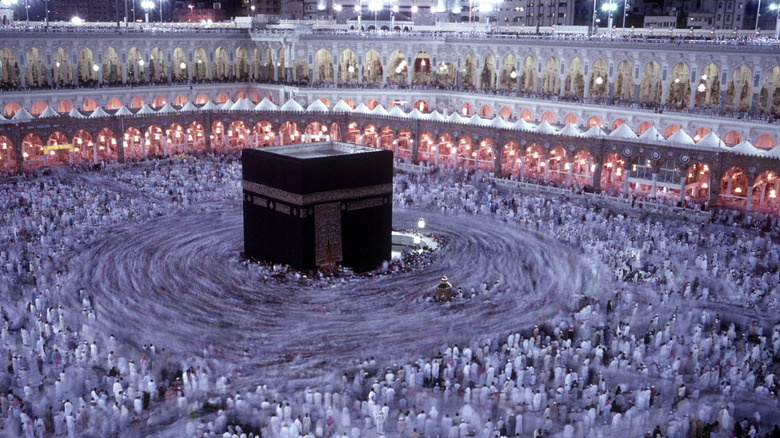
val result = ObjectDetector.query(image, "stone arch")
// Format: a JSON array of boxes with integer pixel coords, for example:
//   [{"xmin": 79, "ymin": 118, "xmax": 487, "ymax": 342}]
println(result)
[
  {"xmin": 102, "ymin": 47, "xmax": 121, "ymax": 85},
  {"xmin": 684, "ymin": 162, "xmax": 710, "ymax": 203},
  {"xmin": 759, "ymin": 66, "xmax": 780, "ymax": 116},
  {"xmin": 663, "ymin": 124, "xmax": 680, "ymax": 138},
  {"xmin": 589, "ymin": 59, "xmax": 609, "ymax": 100},
  {"xmin": 95, "ymin": 128, "xmax": 117, "ymax": 163},
  {"xmin": 172, "ymin": 47, "xmax": 188, "ymax": 83},
  {"xmin": 613, "ymin": 60, "xmax": 634, "ymax": 102},
  {"xmin": 499, "ymin": 106, "xmax": 512, "ymax": 120},
  {"xmin": 130, "ymin": 96, "xmax": 145, "ymax": 109},
  {"xmin": 57, "ymin": 100, "xmax": 74, "ymax": 114},
  {"xmin": 397, "ymin": 128, "xmax": 413, "ymax": 160},
  {"xmin": 215, "ymin": 92, "xmax": 229, "ymax": 104},
  {"xmin": 152, "ymin": 95, "xmax": 167, "ymax": 109},
  {"xmin": 0, "ymin": 48, "xmax": 19, "ymax": 89},
  {"xmin": 46, "ymin": 132, "xmax": 72, "ymax": 167},
  {"xmin": 304, "ymin": 122, "xmax": 331, "ymax": 144},
  {"xmin": 541, "ymin": 56, "xmax": 560, "ymax": 96},
  {"xmin": 234, "ymin": 47, "xmax": 249, "ymax": 81},
  {"xmin": 0, "ymin": 135, "xmax": 15, "ymax": 173},
  {"xmin": 24, "ymin": 48, "xmax": 47, "ymax": 88},
  {"xmin": 563, "ymin": 113, "xmax": 578, "ymax": 126},
  {"xmin": 412, "ymin": 51, "xmax": 432, "ymax": 86},
  {"xmin": 292, "ymin": 59, "xmax": 308, "ymax": 85},
  {"xmin": 572, "ymin": 150, "xmax": 595, "ymax": 186},
  {"xmin": 22, "ymin": 133, "xmax": 45, "ymax": 168},
  {"xmin": 30, "ymin": 101, "xmax": 47, "ymax": 116},
  {"xmin": 193, "ymin": 48, "xmax": 209, "ymax": 82},
  {"xmin": 611, "ymin": 118, "xmax": 626, "ymax": 130},
  {"xmin": 250, "ymin": 48, "xmax": 262, "ymax": 81},
  {"xmin": 227, "ymin": 121, "xmax": 250, "ymax": 151},
  {"xmin": 414, "ymin": 100, "xmax": 429, "ymax": 112},
  {"xmin": 519, "ymin": 55, "xmax": 537, "ymax": 94},
  {"xmin": 726, "ymin": 65, "xmax": 752, "ymax": 112},
  {"xmin": 755, "ymin": 134, "xmax": 776, "ymax": 150},
  {"xmin": 360, "ymin": 124, "xmax": 377, "ymax": 147},
  {"xmin": 692, "ymin": 127, "xmax": 710, "ymax": 142},
  {"xmin": 436, "ymin": 133, "xmax": 455, "ymax": 166},
  {"xmin": 122, "ymin": 127, "xmax": 143, "ymax": 160},
  {"xmin": 213, "ymin": 47, "xmax": 230, "ymax": 81},
  {"xmin": 694, "ymin": 63, "xmax": 720, "ymax": 109},
  {"xmin": 260, "ymin": 48, "xmax": 274, "ymax": 81},
  {"xmin": 166, "ymin": 123, "xmax": 187, "ymax": 155},
  {"xmin": 279, "ymin": 121, "xmax": 300, "ymax": 145},
  {"xmin": 77, "ymin": 48, "xmax": 98, "ymax": 86},
  {"xmin": 501, "ymin": 141, "xmax": 521, "ymax": 175},
  {"xmin": 750, "ymin": 171, "xmax": 780, "ymax": 213},
  {"xmin": 365, "ymin": 98, "xmax": 379, "ymax": 110},
  {"xmin": 462, "ymin": 53, "xmax": 476, "ymax": 90},
  {"xmin": 253, "ymin": 121, "xmax": 276, "ymax": 147},
  {"xmin": 627, "ymin": 156, "xmax": 655, "ymax": 196},
  {"xmin": 639, "ymin": 61, "xmax": 662, "ymax": 106},
  {"xmin": 719, "ymin": 167, "xmax": 748, "ymax": 209},
  {"xmin": 314, "ymin": 49, "xmax": 333, "ymax": 84},
  {"xmin": 667, "ymin": 62, "xmax": 691, "ymax": 109},
  {"xmin": 72, "ymin": 129, "xmax": 94, "ymax": 165},
  {"xmin": 723, "ymin": 130, "xmax": 741, "ymax": 147},
  {"xmin": 362, "ymin": 50, "xmax": 383, "ymax": 85},
  {"xmin": 498, "ymin": 54, "xmax": 516, "ymax": 92},
  {"xmin": 479, "ymin": 105, "xmax": 492, "ymax": 117},
  {"xmin": 418, "ymin": 131, "xmax": 435, "ymax": 162},
  {"xmin": 461, "ymin": 103, "xmax": 473, "ymax": 116},
  {"xmin": 82, "ymin": 99, "xmax": 98, "ymax": 112},
  {"xmin": 541, "ymin": 111, "xmax": 555, "ymax": 124},
  {"xmin": 520, "ymin": 108, "xmax": 533, "ymax": 121},
  {"xmin": 3, "ymin": 102, "xmax": 20, "ymax": 118},
  {"xmin": 106, "ymin": 97, "xmax": 123, "ymax": 110},
  {"xmin": 600, "ymin": 153, "xmax": 625, "ymax": 193},
  {"xmin": 149, "ymin": 47, "xmax": 167, "ymax": 83},
  {"xmin": 337, "ymin": 49, "xmax": 358, "ymax": 85},
  {"xmin": 174, "ymin": 94, "xmax": 188, "ymax": 107},
  {"xmin": 387, "ymin": 50, "xmax": 408, "ymax": 86},
  {"xmin": 144, "ymin": 125, "xmax": 165, "ymax": 157},
  {"xmin": 479, "ymin": 53, "xmax": 496, "ymax": 90},
  {"xmin": 379, "ymin": 126, "xmax": 395, "ymax": 151},
  {"xmin": 564, "ymin": 57, "xmax": 584, "ymax": 99},
  {"xmin": 126, "ymin": 47, "xmax": 145, "ymax": 84},
  {"xmin": 435, "ymin": 61, "xmax": 456, "ymax": 87},
  {"xmin": 523, "ymin": 143, "xmax": 545, "ymax": 179},
  {"xmin": 456, "ymin": 135, "xmax": 474, "ymax": 168},
  {"xmin": 547, "ymin": 146, "xmax": 569, "ymax": 184},
  {"xmin": 636, "ymin": 121, "xmax": 652, "ymax": 135},
  {"xmin": 51, "ymin": 48, "xmax": 73, "ymax": 86},
  {"xmin": 476, "ymin": 138, "xmax": 495, "ymax": 172}
]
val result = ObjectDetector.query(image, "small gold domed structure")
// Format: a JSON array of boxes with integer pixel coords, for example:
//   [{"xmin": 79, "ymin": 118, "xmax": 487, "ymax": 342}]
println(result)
[{"xmin": 436, "ymin": 276, "xmax": 452, "ymax": 302}]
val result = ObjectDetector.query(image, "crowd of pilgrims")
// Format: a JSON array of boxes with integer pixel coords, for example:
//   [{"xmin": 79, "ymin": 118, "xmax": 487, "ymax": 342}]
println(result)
[{"xmin": 0, "ymin": 155, "xmax": 778, "ymax": 438}]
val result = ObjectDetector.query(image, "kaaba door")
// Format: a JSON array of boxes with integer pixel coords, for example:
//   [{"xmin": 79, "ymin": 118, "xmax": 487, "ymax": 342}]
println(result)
[{"xmin": 314, "ymin": 202, "xmax": 343, "ymax": 265}]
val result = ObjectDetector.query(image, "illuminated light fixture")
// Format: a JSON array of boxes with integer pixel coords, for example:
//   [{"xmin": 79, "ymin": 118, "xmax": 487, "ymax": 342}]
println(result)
[
  {"xmin": 71, "ymin": 16, "xmax": 84, "ymax": 24},
  {"xmin": 697, "ymin": 83, "xmax": 706, "ymax": 93}
]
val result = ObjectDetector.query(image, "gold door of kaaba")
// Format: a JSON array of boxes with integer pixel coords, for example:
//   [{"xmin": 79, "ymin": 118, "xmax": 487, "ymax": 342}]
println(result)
[{"xmin": 314, "ymin": 202, "xmax": 343, "ymax": 265}]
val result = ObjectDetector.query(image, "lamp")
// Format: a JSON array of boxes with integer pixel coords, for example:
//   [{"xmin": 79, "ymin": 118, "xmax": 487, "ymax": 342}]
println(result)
[
  {"xmin": 417, "ymin": 217, "xmax": 426, "ymax": 229},
  {"xmin": 141, "ymin": 0, "xmax": 154, "ymax": 24}
]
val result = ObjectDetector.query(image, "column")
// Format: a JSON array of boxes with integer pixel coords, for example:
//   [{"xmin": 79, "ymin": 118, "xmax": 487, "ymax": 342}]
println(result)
[
  {"xmin": 118, "ymin": 138, "xmax": 126, "ymax": 163},
  {"xmin": 73, "ymin": 60, "xmax": 79, "ymax": 87},
  {"xmin": 224, "ymin": 132, "xmax": 228, "ymax": 154},
  {"xmin": 679, "ymin": 176, "xmax": 686, "ymax": 204},
  {"xmin": 623, "ymin": 167, "xmax": 630, "ymax": 194},
  {"xmin": 286, "ymin": 67, "xmax": 292, "ymax": 83},
  {"xmin": 141, "ymin": 138, "xmax": 146, "ymax": 158},
  {"xmin": 92, "ymin": 142, "xmax": 98, "ymax": 164},
  {"xmin": 543, "ymin": 161, "xmax": 548, "ymax": 181},
  {"xmin": 567, "ymin": 163, "xmax": 573, "ymax": 186},
  {"xmin": 520, "ymin": 154, "xmax": 526, "ymax": 182},
  {"xmin": 592, "ymin": 163, "xmax": 602, "ymax": 191},
  {"xmin": 204, "ymin": 126, "xmax": 212, "ymax": 153},
  {"xmin": 746, "ymin": 185, "xmax": 753, "ymax": 212},
  {"xmin": 163, "ymin": 137, "xmax": 168, "ymax": 157},
  {"xmin": 650, "ymin": 173, "xmax": 658, "ymax": 198},
  {"xmin": 19, "ymin": 58, "xmax": 26, "ymax": 88},
  {"xmin": 456, "ymin": 70, "xmax": 462, "ymax": 89},
  {"xmin": 122, "ymin": 62, "xmax": 127, "ymax": 85}
]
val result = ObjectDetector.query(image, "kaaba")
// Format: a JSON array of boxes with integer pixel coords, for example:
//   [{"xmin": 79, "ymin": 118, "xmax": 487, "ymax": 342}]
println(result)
[{"xmin": 242, "ymin": 142, "xmax": 394, "ymax": 272}]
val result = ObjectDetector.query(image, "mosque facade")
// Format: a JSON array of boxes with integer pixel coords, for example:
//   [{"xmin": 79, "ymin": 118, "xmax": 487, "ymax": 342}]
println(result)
[{"xmin": 1, "ymin": 28, "xmax": 780, "ymax": 212}]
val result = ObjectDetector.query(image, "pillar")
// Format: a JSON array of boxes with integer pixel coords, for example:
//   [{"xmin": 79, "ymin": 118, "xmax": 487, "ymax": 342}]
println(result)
[
  {"xmin": 141, "ymin": 138, "xmax": 146, "ymax": 158},
  {"xmin": 543, "ymin": 162, "xmax": 548, "ymax": 181},
  {"xmin": 204, "ymin": 125, "xmax": 212, "ymax": 153},
  {"xmin": 623, "ymin": 166, "xmax": 630, "ymax": 194},
  {"xmin": 679, "ymin": 176, "xmax": 686, "ymax": 204},
  {"xmin": 592, "ymin": 163, "xmax": 602, "ymax": 191},
  {"xmin": 746, "ymin": 185, "xmax": 753, "ymax": 211},
  {"xmin": 286, "ymin": 67, "xmax": 292, "ymax": 83},
  {"xmin": 567, "ymin": 163, "xmax": 573, "ymax": 186},
  {"xmin": 224, "ymin": 132, "xmax": 228, "ymax": 154},
  {"xmin": 650, "ymin": 173, "xmax": 658, "ymax": 198},
  {"xmin": 73, "ymin": 60, "xmax": 79, "ymax": 87},
  {"xmin": 118, "ymin": 138, "xmax": 126, "ymax": 163},
  {"xmin": 520, "ymin": 154, "xmax": 526, "ymax": 182},
  {"xmin": 92, "ymin": 142, "xmax": 98, "ymax": 164}
]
